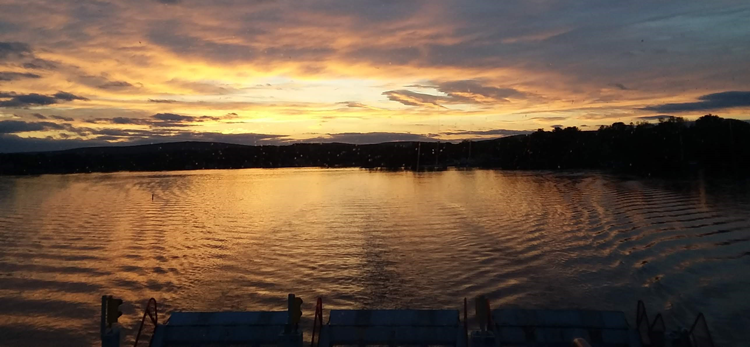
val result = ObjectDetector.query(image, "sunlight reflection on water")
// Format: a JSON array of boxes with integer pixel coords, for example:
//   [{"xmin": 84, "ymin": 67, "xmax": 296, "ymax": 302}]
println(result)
[{"xmin": 0, "ymin": 169, "xmax": 749, "ymax": 346}]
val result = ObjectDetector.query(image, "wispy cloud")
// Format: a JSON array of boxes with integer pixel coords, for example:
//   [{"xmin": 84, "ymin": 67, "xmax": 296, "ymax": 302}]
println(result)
[
  {"xmin": 384, "ymin": 80, "xmax": 527, "ymax": 108},
  {"xmin": 383, "ymin": 90, "xmax": 447, "ymax": 108}
]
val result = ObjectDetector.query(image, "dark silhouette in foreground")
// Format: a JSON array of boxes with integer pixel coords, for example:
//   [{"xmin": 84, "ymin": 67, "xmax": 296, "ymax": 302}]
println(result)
[{"xmin": 1, "ymin": 115, "xmax": 748, "ymax": 176}]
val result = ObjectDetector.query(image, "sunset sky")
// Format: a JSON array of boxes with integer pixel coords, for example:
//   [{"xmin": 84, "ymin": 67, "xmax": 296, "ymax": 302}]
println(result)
[{"xmin": 1, "ymin": 0, "xmax": 749, "ymax": 152}]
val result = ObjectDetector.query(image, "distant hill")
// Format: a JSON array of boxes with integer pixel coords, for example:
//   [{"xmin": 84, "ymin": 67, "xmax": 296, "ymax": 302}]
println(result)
[{"xmin": 1, "ymin": 115, "xmax": 749, "ymax": 175}]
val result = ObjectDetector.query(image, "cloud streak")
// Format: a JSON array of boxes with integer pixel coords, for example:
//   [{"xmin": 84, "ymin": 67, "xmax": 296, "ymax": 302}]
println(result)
[
  {"xmin": 637, "ymin": 115, "xmax": 671, "ymax": 121},
  {"xmin": 441, "ymin": 129, "xmax": 529, "ymax": 137},
  {"xmin": 0, "ymin": 91, "xmax": 88, "ymax": 107},
  {"xmin": 87, "ymin": 113, "xmax": 226, "ymax": 128},
  {"xmin": 0, "ymin": 72, "xmax": 41, "ymax": 81},
  {"xmin": 383, "ymin": 90, "xmax": 447, "ymax": 108},
  {"xmin": 305, "ymin": 132, "xmax": 436, "ymax": 144},
  {"xmin": 0, "ymin": 120, "xmax": 63, "ymax": 133},
  {"xmin": 642, "ymin": 91, "xmax": 750, "ymax": 113},
  {"xmin": 384, "ymin": 80, "xmax": 527, "ymax": 108}
]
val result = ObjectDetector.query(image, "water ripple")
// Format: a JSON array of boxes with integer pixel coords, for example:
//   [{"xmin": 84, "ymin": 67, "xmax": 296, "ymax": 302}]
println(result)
[{"xmin": 0, "ymin": 170, "xmax": 748, "ymax": 346}]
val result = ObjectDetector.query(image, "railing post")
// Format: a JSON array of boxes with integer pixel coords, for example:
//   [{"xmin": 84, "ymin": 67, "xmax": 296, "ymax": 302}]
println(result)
[
  {"xmin": 101, "ymin": 296, "xmax": 107, "ymax": 340},
  {"xmin": 101, "ymin": 295, "xmax": 121, "ymax": 347}
]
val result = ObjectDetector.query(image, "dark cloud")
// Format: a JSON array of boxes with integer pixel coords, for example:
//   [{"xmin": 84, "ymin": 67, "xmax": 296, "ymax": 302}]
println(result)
[
  {"xmin": 613, "ymin": 83, "xmax": 629, "ymax": 90},
  {"xmin": 109, "ymin": 117, "xmax": 150, "ymax": 125},
  {"xmin": 637, "ymin": 115, "xmax": 671, "ymax": 121},
  {"xmin": 441, "ymin": 129, "xmax": 529, "ymax": 137},
  {"xmin": 0, "ymin": 120, "xmax": 66, "ymax": 133},
  {"xmin": 88, "ymin": 113, "xmax": 224, "ymax": 128},
  {"xmin": 0, "ymin": 72, "xmax": 41, "ymax": 81},
  {"xmin": 156, "ymin": 0, "xmax": 180, "ymax": 4},
  {"xmin": 0, "ymin": 91, "xmax": 87, "ymax": 107},
  {"xmin": 152, "ymin": 113, "xmax": 192, "ymax": 122},
  {"xmin": 337, "ymin": 101, "xmax": 367, "ymax": 108},
  {"xmin": 0, "ymin": 120, "xmax": 205, "ymax": 142},
  {"xmin": 0, "ymin": 93, "xmax": 57, "ymax": 107},
  {"xmin": 50, "ymin": 115, "xmax": 75, "ymax": 122},
  {"xmin": 22, "ymin": 59, "xmax": 58, "ymax": 70},
  {"xmin": 31, "ymin": 113, "xmax": 47, "ymax": 119},
  {"xmin": 97, "ymin": 80, "xmax": 134, "ymax": 89},
  {"xmin": 0, "ymin": 42, "xmax": 58, "ymax": 71},
  {"xmin": 53, "ymin": 92, "xmax": 88, "ymax": 101},
  {"xmin": 305, "ymin": 132, "xmax": 436, "ymax": 144},
  {"xmin": 151, "ymin": 113, "xmax": 220, "ymax": 126},
  {"xmin": 0, "ymin": 42, "xmax": 32, "ymax": 60},
  {"xmin": 149, "ymin": 99, "xmax": 177, "ymax": 103},
  {"xmin": 642, "ymin": 91, "xmax": 750, "ymax": 113}
]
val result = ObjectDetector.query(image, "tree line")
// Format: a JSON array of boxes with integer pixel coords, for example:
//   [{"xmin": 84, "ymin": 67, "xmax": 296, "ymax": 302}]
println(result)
[{"xmin": 1, "ymin": 114, "xmax": 748, "ymax": 176}]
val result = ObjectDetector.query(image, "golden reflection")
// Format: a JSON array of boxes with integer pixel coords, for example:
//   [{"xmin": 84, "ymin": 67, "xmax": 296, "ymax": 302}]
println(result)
[{"xmin": 1, "ymin": 168, "xmax": 750, "ymax": 346}]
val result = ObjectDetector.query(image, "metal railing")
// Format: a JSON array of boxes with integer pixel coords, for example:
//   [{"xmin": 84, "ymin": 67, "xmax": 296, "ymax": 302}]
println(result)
[{"xmin": 133, "ymin": 298, "xmax": 158, "ymax": 347}]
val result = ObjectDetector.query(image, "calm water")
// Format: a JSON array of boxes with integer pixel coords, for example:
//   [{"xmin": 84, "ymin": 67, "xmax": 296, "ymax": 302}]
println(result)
[{"xmin": 0, "ymin": 169, "xmax": 749, "ymax": 346}]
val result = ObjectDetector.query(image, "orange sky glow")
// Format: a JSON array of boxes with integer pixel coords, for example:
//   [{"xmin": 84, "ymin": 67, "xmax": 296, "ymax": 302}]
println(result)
[{"xmin": 0, "ymin": 0, "xmax": 749, "ymax": 151}]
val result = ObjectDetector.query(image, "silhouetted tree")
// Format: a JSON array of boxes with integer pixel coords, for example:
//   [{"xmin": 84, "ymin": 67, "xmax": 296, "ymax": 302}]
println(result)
[{"xmin": 1, "ymin": 115, "xmax": 749, "ymax": 175}]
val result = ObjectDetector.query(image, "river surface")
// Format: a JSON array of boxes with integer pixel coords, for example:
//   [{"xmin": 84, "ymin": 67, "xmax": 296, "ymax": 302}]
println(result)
[{"xmin": 0, "ymin": 169, "xmax": 749, "ymax": 346}]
